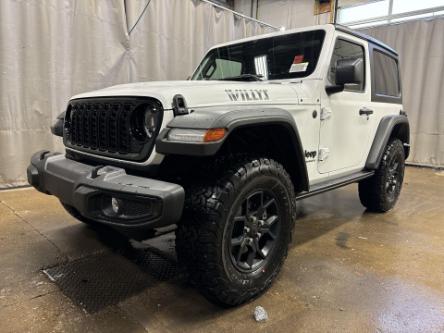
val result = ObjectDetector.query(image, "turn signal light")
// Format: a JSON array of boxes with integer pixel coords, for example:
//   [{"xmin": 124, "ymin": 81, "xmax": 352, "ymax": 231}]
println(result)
[{"xmin": 203, "ymin": 128, "xmax": 226, "ymax": 142}]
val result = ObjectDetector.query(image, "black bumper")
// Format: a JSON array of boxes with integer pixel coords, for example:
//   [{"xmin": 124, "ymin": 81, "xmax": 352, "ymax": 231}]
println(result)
[{"xmin": 27, "ymin": 151, "xmax": 185, "ymax": 232}]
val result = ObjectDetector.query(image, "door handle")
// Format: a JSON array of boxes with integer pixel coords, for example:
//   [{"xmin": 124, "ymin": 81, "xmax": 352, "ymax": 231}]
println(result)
[{"xmin": 359, "ymin": 107, "xmax": 374, "ymax": 116}]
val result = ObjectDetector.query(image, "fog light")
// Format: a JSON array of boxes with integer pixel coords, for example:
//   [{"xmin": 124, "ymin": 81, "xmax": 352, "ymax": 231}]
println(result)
[
  {"xmin": 111, "ymin": 197, "xmax": 123, "ymax": 214},
  {"xmin": 96, "ymin": 194, "xmax": 162, "ymax": 222}
]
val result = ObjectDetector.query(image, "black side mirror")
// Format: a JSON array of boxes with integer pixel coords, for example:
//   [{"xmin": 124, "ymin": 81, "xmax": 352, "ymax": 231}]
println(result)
[
  {"xmin": 50, "ymin": 111, "xmax": 65, "ymax": 137},
  {"xmin": 326, "ymin": 57, "xmax": 363, "ymax": 95},
  {"xmin": 335, "ymin": 58, "xmax": 363, "ymax": 85},
  {"xmin": 325, "ymin": 84, "xmax": 344, "ymax": 95}
]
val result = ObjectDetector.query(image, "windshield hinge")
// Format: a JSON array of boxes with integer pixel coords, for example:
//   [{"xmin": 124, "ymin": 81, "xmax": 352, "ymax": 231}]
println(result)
[{"xmin": 172, "ymin": 95, "xmax": 189, "ymax": 116}]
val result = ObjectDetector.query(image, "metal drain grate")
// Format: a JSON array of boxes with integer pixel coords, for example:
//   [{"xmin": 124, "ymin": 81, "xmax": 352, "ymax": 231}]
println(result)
[
  {"xmin": 132, "ymin": 248, "xmax": 178, "ymax": 281},
  {"xmin": 44, "ymin": 253, "xmax": 153, "ymax": 313},
  {"xmin": 43, "ymin": 232, "xmax": 183, "ymax": 313}
]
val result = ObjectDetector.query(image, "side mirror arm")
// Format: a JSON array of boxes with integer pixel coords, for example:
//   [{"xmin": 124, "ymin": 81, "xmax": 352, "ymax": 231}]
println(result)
[{"xmin": 325, "ymin": 84, "xmax": 344, "ymax": 95}]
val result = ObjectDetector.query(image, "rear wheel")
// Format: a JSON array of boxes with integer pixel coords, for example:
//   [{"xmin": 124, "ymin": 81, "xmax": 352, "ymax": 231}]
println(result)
[
  {"xmin": 176, "ymin": 156, "xmax": 296, "ymax": 306},
  {"xmin": 359, "ymin": 139, "xmax": 405, "ymax": 212}
]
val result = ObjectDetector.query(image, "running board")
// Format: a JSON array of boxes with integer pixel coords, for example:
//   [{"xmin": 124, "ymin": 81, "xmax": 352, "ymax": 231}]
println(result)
[{"xmin": 296, "ymin": 171, "xmax": 375, "ymax": 201}]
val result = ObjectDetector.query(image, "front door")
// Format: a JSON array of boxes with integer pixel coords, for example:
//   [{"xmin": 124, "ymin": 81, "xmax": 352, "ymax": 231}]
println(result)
[{"xmin": 318, "ymin": 37, "xmax": 373, "ymax": 174}]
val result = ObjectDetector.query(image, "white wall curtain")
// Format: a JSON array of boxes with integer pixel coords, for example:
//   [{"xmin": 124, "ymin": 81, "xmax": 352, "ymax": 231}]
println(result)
[
  {"xmin": 359, "ymin": 17, "xmax": 444, "ymax": 167},
  {"xmin": 234, "ymin": 0, "xmax": 331, "ymax": 29},
  {"xmin": 0, "ymin": 0, "xmax": 273, "ymax": 188}
]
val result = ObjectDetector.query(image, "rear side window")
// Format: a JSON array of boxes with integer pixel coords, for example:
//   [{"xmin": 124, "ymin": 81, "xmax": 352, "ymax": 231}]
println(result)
[{"xmin": 373, "ymin": 51, "xmax": 400, "ymax": 97}]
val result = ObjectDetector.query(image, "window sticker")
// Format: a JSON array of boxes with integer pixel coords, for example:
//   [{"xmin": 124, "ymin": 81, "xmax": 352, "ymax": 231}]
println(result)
[
  {"xmin": 289, "ymin": 62, "xmax": 309, "ymax": 73},
  {"xmin": 289, "ymin": 54, "xmax": 308, "ymax": 73},
  {"xmin": 293, "ymin": 55, "xmax": 304, "ymax": 64}
]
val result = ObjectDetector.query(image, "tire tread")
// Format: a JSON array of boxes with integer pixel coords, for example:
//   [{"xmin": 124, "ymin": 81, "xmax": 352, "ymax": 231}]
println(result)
[{"xmin": 176, "ymin": 155, "xmax": 296, "ymax": 306}]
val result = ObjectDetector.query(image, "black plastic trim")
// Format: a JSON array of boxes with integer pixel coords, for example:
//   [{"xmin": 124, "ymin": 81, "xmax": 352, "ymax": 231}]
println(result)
[
  {"xmin": 297, "ymin": 171, "xmax": 375, "ymax": 200},
  {"xmin": 156, "ymin": 107, "xmax": 309, "ymax": 191},
  {"xmin": 65, "ymin": 148, "xmax": 159, "ymax": 173},
  {"xmin": 64, "ymin": 96, "xmax": 163, "ymax": 162},
  {"xmin": 27, "ymin": 151, "xmax": 185, "ymax": 231},
  {"xmin": 172, "ymin": 94, "xmax": 189, "ymax": 116},
  {"xmin": 365, "ymin": 115, "xmax": 410, "ymax": 169}
]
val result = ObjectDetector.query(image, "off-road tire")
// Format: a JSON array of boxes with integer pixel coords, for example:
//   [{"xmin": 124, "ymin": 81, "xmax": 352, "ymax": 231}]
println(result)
[
  {"xmin": 359, "ymin": 139, "xmax": 405, "ymax": 212},
  {"xmin": 176, "ymin": 156, "xmax": 296, "ymax": 307}
]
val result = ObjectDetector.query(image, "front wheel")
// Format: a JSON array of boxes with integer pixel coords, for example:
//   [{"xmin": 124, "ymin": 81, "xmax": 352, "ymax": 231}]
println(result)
[
  {"xmin": 359, "ymin": 139, "xmax": 405, "ymax": 212},
  {"xmin": 176, "ymin": 156, "xmax": 296, "ymax": 306}
]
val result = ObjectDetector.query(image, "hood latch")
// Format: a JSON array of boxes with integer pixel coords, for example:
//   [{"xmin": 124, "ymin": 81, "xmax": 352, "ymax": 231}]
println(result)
[{"xmin": 172, "ymin": 94, "xmax": 189, "ymax": 116}]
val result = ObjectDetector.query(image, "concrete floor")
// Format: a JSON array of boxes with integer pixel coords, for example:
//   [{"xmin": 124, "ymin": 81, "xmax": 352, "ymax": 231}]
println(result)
[{"xmin": 0, "ymin": 166, "xmax": 443, "ymax": 333}]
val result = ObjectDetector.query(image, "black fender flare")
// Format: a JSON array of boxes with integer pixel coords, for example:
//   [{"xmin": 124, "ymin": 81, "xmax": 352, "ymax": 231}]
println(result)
[
  {"xmin": 365, "ymin": 114, "xmax": 410, "ymax": 169},
  {"xmin": 156, "ymin": 106, "xmax": 309, "ymax": 191}
]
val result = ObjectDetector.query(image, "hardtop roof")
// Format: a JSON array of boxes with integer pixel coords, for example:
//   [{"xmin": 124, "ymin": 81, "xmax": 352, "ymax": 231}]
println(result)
[
  {"xmin": 335, "ymin": 24, "xmax": 398, "ymax": 56},
  {"xmin": 209, "ymin": 23, "xmax": 398, "ymax": 57}
]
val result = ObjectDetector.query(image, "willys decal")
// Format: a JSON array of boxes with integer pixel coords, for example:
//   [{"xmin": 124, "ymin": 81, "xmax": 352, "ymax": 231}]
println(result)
[{"xmin": 225, "ymin": 89, "xmax": 269, "ymax": 102}]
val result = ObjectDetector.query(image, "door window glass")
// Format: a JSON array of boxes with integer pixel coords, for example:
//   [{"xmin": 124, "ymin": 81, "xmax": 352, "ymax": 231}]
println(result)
[{"xmin": 329, "ymin": 39, "xmax": 365, "ymax": 92}]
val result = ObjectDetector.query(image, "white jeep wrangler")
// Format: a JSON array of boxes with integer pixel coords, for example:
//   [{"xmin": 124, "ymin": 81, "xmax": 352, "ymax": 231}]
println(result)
[{"xmin": 28, "ymin": 24, "xmax": 409, "ymax": 306}]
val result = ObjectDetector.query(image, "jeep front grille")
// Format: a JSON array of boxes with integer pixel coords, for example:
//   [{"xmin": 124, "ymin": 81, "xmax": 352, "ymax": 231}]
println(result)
[{"xmin": 63, "ymin": 97, "xmax": 163, "ymax": 162}]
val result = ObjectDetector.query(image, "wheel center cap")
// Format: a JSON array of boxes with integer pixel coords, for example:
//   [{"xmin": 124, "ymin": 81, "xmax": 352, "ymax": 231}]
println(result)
[{"xmin": 248, "ymin": 216, "xmax": 259, "ymax": 235}]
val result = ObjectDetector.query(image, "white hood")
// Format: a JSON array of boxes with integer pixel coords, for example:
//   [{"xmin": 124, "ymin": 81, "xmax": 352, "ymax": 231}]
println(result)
[{"xmin": 70, "ymin": 80, "xmax": 312, "ymax": 110}]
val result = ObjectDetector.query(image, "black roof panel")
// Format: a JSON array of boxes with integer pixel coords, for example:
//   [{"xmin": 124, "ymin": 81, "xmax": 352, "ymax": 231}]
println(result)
[{"xmin": 333, "ymin": 24, "xmax": 398, "ymax": 56}]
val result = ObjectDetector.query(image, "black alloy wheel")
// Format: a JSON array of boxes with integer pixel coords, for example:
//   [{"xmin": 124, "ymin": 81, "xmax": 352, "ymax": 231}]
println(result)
[
  {"xmin": 175, "ymin": 156, "xmax": 296, "ymax": 306},
  {"xmin": 385, "ymin": 153, "xmax": 402, "ymax": 202},
  {"xmin": 358, "ymin": 139, "xmax": 405, "ymax": 212},
  {"xmin": 229, "ymin": 190, "xmax": 281, "ymax": 272}
]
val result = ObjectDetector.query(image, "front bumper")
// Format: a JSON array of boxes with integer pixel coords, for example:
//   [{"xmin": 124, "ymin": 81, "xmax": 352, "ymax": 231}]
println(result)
[{"xmin": 27, "ymin": 151, "xmax": 185, "ymax": 232}]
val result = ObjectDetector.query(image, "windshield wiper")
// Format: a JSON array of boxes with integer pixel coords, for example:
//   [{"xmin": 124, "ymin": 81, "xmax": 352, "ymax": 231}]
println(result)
[{"xmin": 220, "ymin": 74, "xmax": 264, "ymax": 82}]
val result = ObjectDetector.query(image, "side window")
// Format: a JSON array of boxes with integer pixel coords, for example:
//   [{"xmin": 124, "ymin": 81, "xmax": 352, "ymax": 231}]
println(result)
[
  {"xmin": 205, "ymin": 58, "xmax": 242, "ymax": 80},
  {"xmin": 329, "ymin": 39, "xmax": 365, "ymax": 92},
  {"xmin": 373, "ymin": 51, "xmax": 400, "ymax": 97}
]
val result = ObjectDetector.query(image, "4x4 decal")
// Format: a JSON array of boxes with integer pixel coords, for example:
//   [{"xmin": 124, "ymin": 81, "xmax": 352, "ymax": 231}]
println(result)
[{"xmin": 225, "ymin": 89, "xmax": 269, "ymax": 102}]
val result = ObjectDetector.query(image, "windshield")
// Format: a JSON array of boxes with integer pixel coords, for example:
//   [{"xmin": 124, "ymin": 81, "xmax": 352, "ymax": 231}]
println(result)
[{"xmin": 192, "ymin": 30, "xmax": 326, "ymax": 81}]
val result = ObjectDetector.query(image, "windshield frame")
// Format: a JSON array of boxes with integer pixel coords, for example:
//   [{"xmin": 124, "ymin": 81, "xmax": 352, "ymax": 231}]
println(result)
[{"xmin": 191, "ymin": 29, "xmax": 327, "ymax": 82}]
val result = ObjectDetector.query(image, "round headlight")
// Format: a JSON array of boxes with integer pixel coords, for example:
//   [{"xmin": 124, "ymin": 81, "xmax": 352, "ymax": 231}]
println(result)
[
  {"xmin": 131, "ymin": 104, "xmax": 160, "ymax": 141},
  {"xmin": 144, "ymin": 108, "xmax": 157, "ymax": 138}
]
